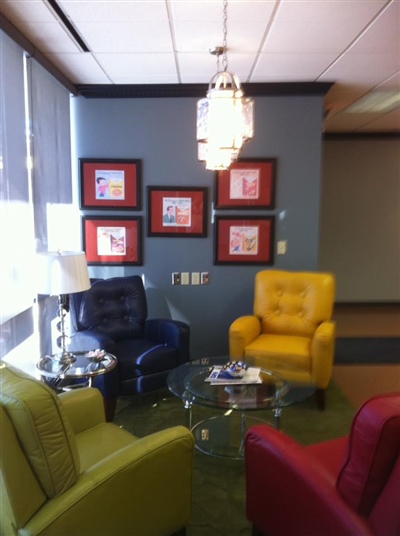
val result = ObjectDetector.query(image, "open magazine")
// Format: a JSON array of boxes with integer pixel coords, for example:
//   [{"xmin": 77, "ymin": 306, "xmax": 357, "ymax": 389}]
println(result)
[{"xmin": 205, "ymin": 366, "xmax": 262, "ymax": 385}]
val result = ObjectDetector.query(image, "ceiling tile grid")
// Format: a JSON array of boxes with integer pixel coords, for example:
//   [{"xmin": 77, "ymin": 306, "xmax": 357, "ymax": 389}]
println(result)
[{"xmin": 0, "ymin": 0, "xmax": 399, "ymax": 132}]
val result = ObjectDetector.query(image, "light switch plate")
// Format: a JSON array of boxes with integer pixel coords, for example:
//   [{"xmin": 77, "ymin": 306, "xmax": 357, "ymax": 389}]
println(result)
[
  {"xmin": 201, "ymin": 272, "xmax": 210, "ymax": 285},
  {"xmin": 172, "ymin": 272, "xmax": 181, "ymax": 285},
  {"xmin": 277, "ymin": 240, "xmax": 287, "ymax": 255}
]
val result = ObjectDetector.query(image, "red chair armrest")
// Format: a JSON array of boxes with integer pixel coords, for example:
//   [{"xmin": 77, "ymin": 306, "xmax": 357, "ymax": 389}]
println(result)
[{"xmin": 245, "ymin": 425, "xmax": 374, "ymax": 536}]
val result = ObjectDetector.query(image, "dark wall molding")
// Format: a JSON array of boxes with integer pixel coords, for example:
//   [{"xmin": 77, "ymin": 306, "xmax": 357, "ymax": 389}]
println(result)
[
  {"xmin": 325, "ymin": 132, "xmax": 400, "ymax": 140},
  {"xmin": 75, "ymin": 81, "xmax": 334, "ymax": 99},
  {"xmin": 335, "ymin": 302, "xmax": 400, "ymax": 307}
]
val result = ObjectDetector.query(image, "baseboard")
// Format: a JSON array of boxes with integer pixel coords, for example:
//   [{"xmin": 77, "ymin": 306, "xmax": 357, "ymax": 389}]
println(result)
[{"xmin": 335, "ymin": 337, "xmax": 400, "ymax": 365}]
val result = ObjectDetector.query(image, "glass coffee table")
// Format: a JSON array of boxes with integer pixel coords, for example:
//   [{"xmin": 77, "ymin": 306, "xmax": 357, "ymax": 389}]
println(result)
[{"xmin": 167, "ymin": 357, "xmax": 316, "ymax": 459}]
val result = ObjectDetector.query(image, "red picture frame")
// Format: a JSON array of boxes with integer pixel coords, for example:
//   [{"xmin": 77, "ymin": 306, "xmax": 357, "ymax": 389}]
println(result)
[
  {"xmin": 215, "ymin": 158, "xmax": 276, "ymax": 209},
  {"xmin": 82, "ymin": 216, "xmax": 142, "ymax": 265},
  {"xmin": 79, "ymin": 158, "xmax": 141, "ymax": 210},
  {"xmin": 147, "ymin": 186, "xmax": 207, "ymax": 237},
  {"xmin": 214, "ymin": 216, "xmax": 275, "ymax": 265}
]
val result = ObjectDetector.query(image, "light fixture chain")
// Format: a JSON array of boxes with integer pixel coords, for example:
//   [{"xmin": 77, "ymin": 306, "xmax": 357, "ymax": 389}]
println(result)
[{"xmin": 222, "ymin": 0, "xmax": 228, "ymax": 71}]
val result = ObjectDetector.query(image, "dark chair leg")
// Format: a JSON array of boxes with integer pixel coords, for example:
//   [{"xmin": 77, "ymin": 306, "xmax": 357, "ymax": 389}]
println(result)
[
  {"xmin": 171, "ymin": 529, "xmax": 186, "ymax": 536},
  {"xmin": 315, "ymin": 388, "xmax": 325, "ymax": 411},
  {"xmin": 252, "ymin": 524, "xmax": 264, "ymax": 536},
  {"xmin": 104, "ymin": 397, "xmax": 117, "ymax": 421}
]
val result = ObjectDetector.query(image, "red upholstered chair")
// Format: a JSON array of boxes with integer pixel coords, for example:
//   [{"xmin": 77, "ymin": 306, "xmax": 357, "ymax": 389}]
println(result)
[{"xmin": 245, "ymin": 393, "xmax": 400, "ymax": 536}]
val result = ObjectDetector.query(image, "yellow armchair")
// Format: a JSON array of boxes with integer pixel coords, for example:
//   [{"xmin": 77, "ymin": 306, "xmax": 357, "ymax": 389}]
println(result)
[
  {"xmin": 229, "ymin": 270, "xmax": 336, "ymax": 409},
  {"xmin": 0, "ymin": 364, "xmax": 194, "ymax": 536}
]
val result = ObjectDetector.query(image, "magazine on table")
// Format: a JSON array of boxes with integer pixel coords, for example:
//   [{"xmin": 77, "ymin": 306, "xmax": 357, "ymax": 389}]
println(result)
[{"xmin": 205, "ymin": 366, "xmax": 262, "ymax": 385}]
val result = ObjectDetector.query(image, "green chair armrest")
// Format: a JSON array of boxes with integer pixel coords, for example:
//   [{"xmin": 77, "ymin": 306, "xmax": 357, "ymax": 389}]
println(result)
[
  {"xmin": 23, "ymin": 426, "xmax": 194, "ymax": 536},
  {"xmin": 59, "ymin": 387, "xmax": 105, "ymax": 434}
]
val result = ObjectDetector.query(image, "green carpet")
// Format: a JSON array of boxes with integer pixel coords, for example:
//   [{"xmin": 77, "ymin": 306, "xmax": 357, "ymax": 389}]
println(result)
[{"xmin": 114, "ymin": 382, "xmax": 356, "ymax": 536}]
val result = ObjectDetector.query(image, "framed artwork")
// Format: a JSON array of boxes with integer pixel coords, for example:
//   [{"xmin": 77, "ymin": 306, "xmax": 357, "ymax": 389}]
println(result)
[
  {"xmin": 82, "ymin": 216, "xmax": 142, "ymax": 265},
  {"xmin": 214, "ymin": 158, "xmax": 276, "ymax": 209},
  {"xmin": 79, "ymin": 158, "xmax": 141, "ymax": 210},
  {"xmin": 214, "ymin": 216, "xmax": 275, "ymax": 265},
  {"xmin": 147, "ymin": 186, "xmax": 207, "ymax": 237}
]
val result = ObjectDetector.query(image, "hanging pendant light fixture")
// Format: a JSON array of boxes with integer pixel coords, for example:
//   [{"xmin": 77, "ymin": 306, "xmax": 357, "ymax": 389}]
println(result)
[{"xmin": 196, "ymin": 0, "xmax": 254, "ymax": 171}]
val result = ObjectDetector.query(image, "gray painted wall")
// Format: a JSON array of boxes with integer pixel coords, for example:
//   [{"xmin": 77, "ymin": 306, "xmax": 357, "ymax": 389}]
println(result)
[
  {"xmin": 71, "ymin": 94, "xmax": 325, "ymax": 359},
  {"xmin": 320, "ymin": 138, "xmax": 400, "ymax": 303}
]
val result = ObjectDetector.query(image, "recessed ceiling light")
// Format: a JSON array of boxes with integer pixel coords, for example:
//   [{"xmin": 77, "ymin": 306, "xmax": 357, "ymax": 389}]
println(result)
[{"xmin": 345, "ymin": 90, "xmax": 400, "ymax": 114}]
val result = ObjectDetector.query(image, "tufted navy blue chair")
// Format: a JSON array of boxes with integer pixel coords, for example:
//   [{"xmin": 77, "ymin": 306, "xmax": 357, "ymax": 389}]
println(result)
[{"xmin": 68, "ymin": 275, "xmax": 190, "ymax": 420}]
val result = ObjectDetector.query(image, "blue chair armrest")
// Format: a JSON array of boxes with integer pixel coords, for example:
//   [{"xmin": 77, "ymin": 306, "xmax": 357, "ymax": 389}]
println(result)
[
  {"xmin": 69, "ymin": 330, "xmax": 116, "ymax": 353},
  {"xmin": 145, "ymin": 319, "xmax": 190, "ymax": 365}
]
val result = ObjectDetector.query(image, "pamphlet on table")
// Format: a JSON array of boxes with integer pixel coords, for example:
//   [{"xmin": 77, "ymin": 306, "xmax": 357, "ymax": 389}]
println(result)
[{"xmin": 205, "ymin": 366, "xmax": 261, "ymax": 385}]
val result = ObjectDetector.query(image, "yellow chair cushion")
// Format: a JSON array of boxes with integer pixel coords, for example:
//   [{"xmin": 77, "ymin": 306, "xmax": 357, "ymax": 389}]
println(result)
[{"xmin": 245, "ymin": 334, "xmax": 312, "ymax": 372}]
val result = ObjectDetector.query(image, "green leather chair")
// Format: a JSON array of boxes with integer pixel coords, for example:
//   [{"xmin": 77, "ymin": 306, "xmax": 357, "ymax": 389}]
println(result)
[{"xmin": 0, "ymin": 363, "xmax": 194, "ymax": 536}]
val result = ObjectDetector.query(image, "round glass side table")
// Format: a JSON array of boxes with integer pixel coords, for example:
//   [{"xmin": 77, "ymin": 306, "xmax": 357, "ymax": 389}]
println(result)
[{"xmin": 37, "ymin": 350, "xmax": 117, "ymax": 391}]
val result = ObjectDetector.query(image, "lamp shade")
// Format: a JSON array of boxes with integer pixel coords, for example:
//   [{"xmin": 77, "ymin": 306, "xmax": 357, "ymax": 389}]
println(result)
[{"xmin": 37, "ymin": 251, "xmax": 91, "ymax": 296}]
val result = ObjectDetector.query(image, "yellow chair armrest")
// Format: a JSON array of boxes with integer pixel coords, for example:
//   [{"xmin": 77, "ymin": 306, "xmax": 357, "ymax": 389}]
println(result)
[
  {"xmin": 24, "ymin": 426, "xmax": 194, "ymax": 536},
  {"xmin": 59, "ymin": 387, "xmax": 106, "ymax": 434},
  {"xmin": 310, "ymin": 321, "xmax": 336, "ymax": 388},
  {"xmin": 229, "ymin": 315, "xmax": 262, "ymax": 358}
]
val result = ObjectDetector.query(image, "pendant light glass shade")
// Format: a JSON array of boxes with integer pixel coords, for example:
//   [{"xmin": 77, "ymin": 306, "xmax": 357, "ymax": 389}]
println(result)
[
  {"xmin": 196, "ymin": 70, "xmax": 254, "ymax": 171},
  {"xmin": 196, "ymin": 0, "xmax": 254, "ymax": 171},
  {"xmin": 197, "ymin": 141, "xmax": 239, "ymax": 171}
]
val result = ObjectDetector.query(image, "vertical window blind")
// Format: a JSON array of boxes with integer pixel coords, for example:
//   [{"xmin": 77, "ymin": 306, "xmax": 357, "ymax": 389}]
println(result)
[
  {"xmin": 0, "ymin": 29, "xmax": 72, "ymax": 361},
  {"xmin": 0, "ymin": 31, "xmax": 33, "ymax": 328}
]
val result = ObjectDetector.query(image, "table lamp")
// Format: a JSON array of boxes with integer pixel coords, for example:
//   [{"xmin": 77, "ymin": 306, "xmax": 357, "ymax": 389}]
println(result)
[{"xmin": 37, "ymin": 250, "xmax": 90, "ymax": 365}]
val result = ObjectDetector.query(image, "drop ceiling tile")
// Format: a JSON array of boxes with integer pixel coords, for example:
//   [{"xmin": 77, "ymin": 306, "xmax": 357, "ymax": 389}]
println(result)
[
  {"xmin": 96, "ymin": 53, "xmax": 177, "ymax": 77},
  {"xmin": 45, "ymin": 52, "xmax": 111, "ymax": 84},
  {"xmin": 325, "ymin": 84, "xmax": 371, "ymax": 108},
  {"xmin": 348, "ymin": 1, "xmax": 400, "ymax": 54},
  {"xmin": 58, "ymin": 0, "xmax": 168, "ymax": 22},
  {"xmin": 170, "ymin": 0, "xmax": 277, "ymax": 22},
  {"xmin": 178, "ymin": 52, "xmax": 222, "ymax": 81},
  {"xmin": 252, "ymin": 52, "xmax": 339, "ymax": 80},
  {"xmin": 169, "ymin": 0, "xmax": 221, "ymax": 21},
  {"xmin": 179, "ymin": 52, "xmax": 257, "ymax": 83},
  {"xmin": 376, "ymin": 71, "xmax": 400, "ymax": 90},
  {"xmin": 325, "ymin": 108, "xmax": 400, "ymax": 132},
  {"xmin": 75, "ymin": 21, "xmax": 174, "ymax": 53},
  {"xmin": 174, "ymin": 20, "xmax": 267, "ymax": 53},
  {"xmin": 174, "ymin": 21, "xmax": 268, "ymax": 54},
  {"xmin": 173, "ymin": 21, "xmax": 222, "ymax": 53},
  {"xmin": 321, "ymin": 53, "xmax": 399, "ymax": 86},
  {"xmin": 357, "ymin": 108, "xmax": 400, "ymax": 131},
  {"xmin": 327, "ymin": 83, "xmax": 372, "ymax": 99},
  {"xmin": 324, "ymin": 113, "xmax": 375, "ymax": 132},
  {"xmin": 0, "ymin": 0, "xmax": 56, "ymax": 23},
  {"xmin": 110, "ymin": 73, "xmax": 180, "ymax": 84},
  {"xmin": 17, "ymin": 22, "xmax": 81, "ymax": 53},
  {"xmin": 264, "ymin": 0, "xmax": 386, "ymax": 54}
]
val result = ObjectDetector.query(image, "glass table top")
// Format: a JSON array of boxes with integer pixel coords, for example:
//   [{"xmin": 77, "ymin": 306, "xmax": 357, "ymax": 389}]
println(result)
[
  {"xmin": 37, "ymin": 351, "xmax": 117, "ymax": 379},
  {"xmin": 167, "ymin": 356, "xmax": 316, "ymax": 412}
]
